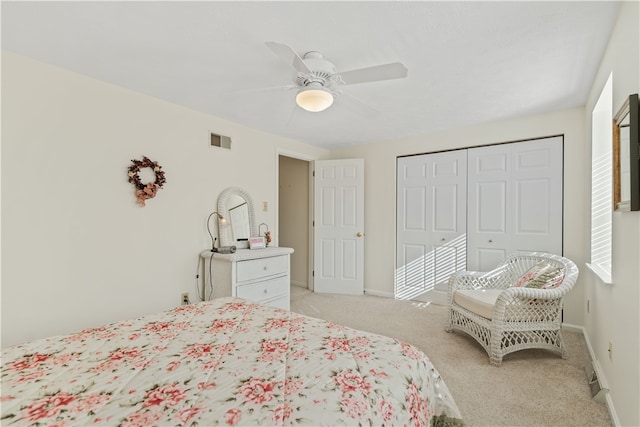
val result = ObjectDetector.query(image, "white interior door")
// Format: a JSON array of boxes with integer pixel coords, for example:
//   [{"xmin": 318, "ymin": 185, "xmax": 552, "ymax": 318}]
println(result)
[
  {"xmin": 396, "ymin": 151, "xmax": 467, "ymax": 299},
  {"xmin": 467, "ymin": 136, "xmax": 563, "ymax": 271},
  {"xmin": 313, "ymin": 159, "xmax": 365, "ymax": 295}
]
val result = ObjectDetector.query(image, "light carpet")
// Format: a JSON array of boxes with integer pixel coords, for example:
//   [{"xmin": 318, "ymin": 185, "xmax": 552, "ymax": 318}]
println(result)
[{"xmin": 290, "ymin": 286, "xmax": 612, "ymax": 427}]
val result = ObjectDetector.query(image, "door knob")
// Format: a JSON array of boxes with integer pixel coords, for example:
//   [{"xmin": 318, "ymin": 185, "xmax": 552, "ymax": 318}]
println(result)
[{"xmin": 356, "ymin": 232, "xmax": 363, "ymax": 237}]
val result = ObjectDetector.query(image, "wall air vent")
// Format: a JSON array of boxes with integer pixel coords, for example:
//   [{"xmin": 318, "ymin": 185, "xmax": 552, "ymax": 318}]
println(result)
[
  {"xmin": 210, "ymin": 132, "xmax": 231, "ymax": 150},
  {"xmin": 584, "ymin": 361, "xmax": 608, "ymax": 403}
]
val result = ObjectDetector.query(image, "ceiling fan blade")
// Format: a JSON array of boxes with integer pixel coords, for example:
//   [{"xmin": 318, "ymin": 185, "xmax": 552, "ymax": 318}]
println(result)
[
  {"xmin": 235, "ymin": 84, "xmax": 298, "ymax": 95},
  {"xmin": 265, "ymin": 41, "xmax": 312, "ymax": 75},
  {"xmin": 335, "ymin": 62, "xmax": 408, "ymax": 85},
  {"xmin": 336, "ymin": 91, "xmax": 381, "ymax": 119}
]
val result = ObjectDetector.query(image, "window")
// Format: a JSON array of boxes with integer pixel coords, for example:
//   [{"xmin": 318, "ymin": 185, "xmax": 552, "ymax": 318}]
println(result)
[{"xmin": 588, "ymin": 73, "xmax": 613, "ymax": 284}]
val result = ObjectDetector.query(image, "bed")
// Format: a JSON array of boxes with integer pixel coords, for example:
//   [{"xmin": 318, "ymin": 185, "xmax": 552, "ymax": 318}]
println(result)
[{"xmin": 1, "ymin": 297, "xmax": 464, "ymax": 426}]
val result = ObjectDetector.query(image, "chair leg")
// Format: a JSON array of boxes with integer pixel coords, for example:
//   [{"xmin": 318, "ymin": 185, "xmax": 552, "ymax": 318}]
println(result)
[
  {"xmin": 489, "ymin": 331, "xmax": 503, "ymax": 366},
  {"xmin": 445, "ymin": 308, "xmax": 453, "ymax": 332}
]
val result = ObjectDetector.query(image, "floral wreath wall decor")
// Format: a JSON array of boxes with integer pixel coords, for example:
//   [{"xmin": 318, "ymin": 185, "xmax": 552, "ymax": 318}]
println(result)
[{"xmin": 127, "ymin": 156, "xmax": 166, "ymax": 207}]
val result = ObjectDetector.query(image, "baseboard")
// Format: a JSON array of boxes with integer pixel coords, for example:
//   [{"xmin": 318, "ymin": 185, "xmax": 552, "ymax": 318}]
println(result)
[
  {"xmin": 291, "ymin": 281, "xmax": 307, "ymax": 288},
  {"xmin": 561, "ymin": 322, "xmax": 583, "ymax": 333},
  {"xmin": 564, "ymin": 323, "xmax": 620, "ymax": 426},
  {"xmin": 363, "ymin": 288, "xmax": 394, "ymax": 298}
]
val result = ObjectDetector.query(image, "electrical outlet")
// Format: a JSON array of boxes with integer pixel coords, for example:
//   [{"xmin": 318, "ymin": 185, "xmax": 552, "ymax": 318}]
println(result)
[
  {"xmin": 181, "ymin": 293, "xmax": 190, "ymax": 305},
  {"xmin": 263, "ymin": 201, "xmax": 268, "ymax": 212}
]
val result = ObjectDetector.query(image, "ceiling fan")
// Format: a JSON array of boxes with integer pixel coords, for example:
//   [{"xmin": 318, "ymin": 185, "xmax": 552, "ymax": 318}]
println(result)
[{"xmin": 265, "ymin": 41, "xmax": 408, "ymax": 113}]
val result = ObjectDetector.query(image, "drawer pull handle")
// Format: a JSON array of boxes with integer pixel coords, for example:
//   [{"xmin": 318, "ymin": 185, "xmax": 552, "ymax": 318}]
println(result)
[
  {"xmin": 263, "ymin": 266, "xmax": 268, "ymax": 270},
  {"xmin": 263, "ymin": 289, "xmax": 268, "ymax": 294}
]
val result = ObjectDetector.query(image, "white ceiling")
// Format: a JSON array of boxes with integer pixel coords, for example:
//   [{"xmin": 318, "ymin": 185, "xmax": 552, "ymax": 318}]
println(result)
[{"xmin": 2, "ymin": 1, "xmax": 621, "ymax": 150}]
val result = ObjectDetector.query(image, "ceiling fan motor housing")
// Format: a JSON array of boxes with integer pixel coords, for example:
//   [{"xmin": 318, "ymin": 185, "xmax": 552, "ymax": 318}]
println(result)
[{"xmin": 295, "ymin": 51, "xmax": 336, "ymax": 87}]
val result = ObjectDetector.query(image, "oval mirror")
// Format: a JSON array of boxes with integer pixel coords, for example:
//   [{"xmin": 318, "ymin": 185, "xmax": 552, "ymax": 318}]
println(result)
[{"xmin": 217, "ymin": 187, "xmax": 257, "ymax": 248}]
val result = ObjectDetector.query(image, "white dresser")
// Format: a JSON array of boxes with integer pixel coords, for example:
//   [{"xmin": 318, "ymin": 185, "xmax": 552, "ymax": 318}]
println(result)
[{"xmin": 199, "ymin": 247, "xmax": 294, "ymax": 310}]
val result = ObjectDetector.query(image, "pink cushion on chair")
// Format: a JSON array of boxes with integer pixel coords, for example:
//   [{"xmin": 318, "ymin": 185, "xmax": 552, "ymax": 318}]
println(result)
[{"xmin": 514, "ymin": 261, "xmax": 564, "ymax": 289}]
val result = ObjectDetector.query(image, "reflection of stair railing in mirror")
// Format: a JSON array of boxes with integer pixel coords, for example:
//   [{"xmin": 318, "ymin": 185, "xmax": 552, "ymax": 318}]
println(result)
[
  {"xmin": 395, "ymin": 234, "xmax": 467, "ymax": 300},
  {"xmin": 228, "ymin": 199, "xmax": 250, "ymax": 241}
]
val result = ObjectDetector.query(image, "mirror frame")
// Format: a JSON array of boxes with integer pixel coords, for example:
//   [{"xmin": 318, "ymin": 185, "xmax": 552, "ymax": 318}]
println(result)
[
  {"xmin": 217, "ymin": 187, "xmax": 257, "ymax": 248},
  {"xmin": 613, "ymin": 93, "xmax": 640, "ymax": 211}
]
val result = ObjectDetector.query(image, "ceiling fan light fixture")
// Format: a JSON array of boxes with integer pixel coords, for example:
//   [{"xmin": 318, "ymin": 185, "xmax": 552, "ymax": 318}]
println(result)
[{"xmin": 296, "ymin": 85, "xmax": 334, "ymax": 112}]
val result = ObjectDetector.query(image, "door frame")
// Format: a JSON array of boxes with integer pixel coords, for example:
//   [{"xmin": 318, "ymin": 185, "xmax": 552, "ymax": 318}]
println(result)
[{"xmin": 276, "ymin": 149, "xmax": 317, "ymax": 291}]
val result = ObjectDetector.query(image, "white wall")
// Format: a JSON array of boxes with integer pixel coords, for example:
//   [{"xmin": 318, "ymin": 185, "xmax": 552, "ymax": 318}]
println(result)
[
  {"xmin": 582, "ymin": 2, "xmax": 639, "ymax": 426},
  {"xmin": 1, "ymin": 52, "xmax": 329, "ymax": 347}
]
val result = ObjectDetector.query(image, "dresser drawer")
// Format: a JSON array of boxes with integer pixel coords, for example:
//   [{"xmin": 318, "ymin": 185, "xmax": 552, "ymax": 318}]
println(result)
[
  {"xmin": 236, "ymin": 255, "xmax": 288, "ymax": 282},
  {"xmin": 236, "ymin": 275, "xmax": 289, "ymax": 302}
]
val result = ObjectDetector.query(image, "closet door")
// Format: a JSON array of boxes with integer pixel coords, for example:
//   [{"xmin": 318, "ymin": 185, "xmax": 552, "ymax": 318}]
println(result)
[
  {"xmin": 466, "ymin": 136, "xmax": 563, "ymax": 271},
  {"xmin": 396, "ymin": 150, "xmax": 467, "ymax": 299}
]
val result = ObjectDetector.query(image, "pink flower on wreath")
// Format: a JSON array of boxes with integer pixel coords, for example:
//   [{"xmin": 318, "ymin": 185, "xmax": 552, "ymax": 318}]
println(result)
[
  {"xmin": 22, "ymin": 392, "xmax": 76, "ymax": 422},
  {"xmin": 333, "ymin": 369, "xmax": 371, "ymax": 394},
  {"xmin": 224, "ymin": 408, "xmax": 242, "ymax": 425},
  {"xmin": 238, "ymin": 377, "xmax": 275, "ymax": 405},
  {"xmin": 135, "ymin": 182, "xmax": 159, "ymax": 207},
  {"xmin": 143, "ymin": 384, "xmax": 186, "ymax": 408}
]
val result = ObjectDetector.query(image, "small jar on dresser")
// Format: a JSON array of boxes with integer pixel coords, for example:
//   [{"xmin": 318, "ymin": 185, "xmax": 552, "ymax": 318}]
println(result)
[{"xmin": 199, "ymin": 247, "xmax": 294, "ymax": 310}]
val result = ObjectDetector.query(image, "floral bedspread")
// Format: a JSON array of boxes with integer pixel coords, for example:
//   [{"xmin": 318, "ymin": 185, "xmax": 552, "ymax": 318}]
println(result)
[{"xmin": 1, "ymin": 297, "xmax": 464, "ymax": 426}]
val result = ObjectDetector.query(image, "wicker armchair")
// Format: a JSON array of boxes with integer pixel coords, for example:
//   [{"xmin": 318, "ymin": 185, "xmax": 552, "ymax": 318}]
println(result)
[{"xmin": 445, "ymin": 252, "xmax": 579, "ymax": 366}]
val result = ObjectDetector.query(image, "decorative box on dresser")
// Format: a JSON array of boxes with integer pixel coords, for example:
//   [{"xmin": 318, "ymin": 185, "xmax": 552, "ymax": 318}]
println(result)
[{"xmin": 200, "ymin": 247, "xmax": 294, "ymax": 310}]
